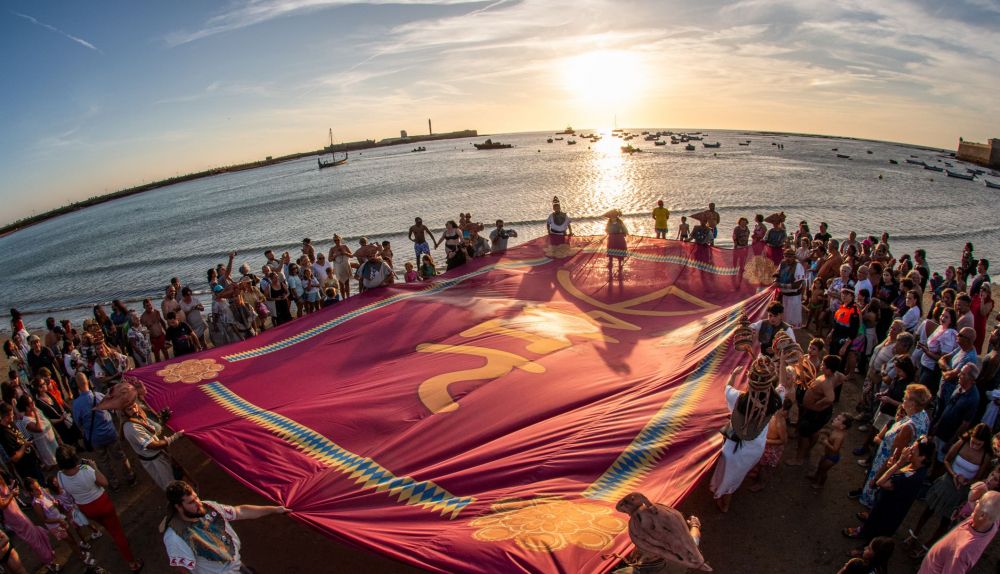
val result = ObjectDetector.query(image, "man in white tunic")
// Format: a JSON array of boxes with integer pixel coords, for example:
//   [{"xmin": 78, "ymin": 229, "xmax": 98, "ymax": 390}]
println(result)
[{"xmin": 163, "ymin": 481, "xmax": 287, "ymax": 573}]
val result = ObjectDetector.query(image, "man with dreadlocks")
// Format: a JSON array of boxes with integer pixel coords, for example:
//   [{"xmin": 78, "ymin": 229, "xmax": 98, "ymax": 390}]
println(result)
[
  {"xmin": 162, "ymin": 480, "xmax": 287, "ymax": 573},
  {"xmin": 709, "ymin": 355, "xmax": 786, "ymax": 513}
]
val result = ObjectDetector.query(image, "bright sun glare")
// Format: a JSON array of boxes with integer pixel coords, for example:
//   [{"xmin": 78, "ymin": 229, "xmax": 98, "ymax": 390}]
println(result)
[{"xmin": 561, "ymin": 50, "xmax": 647, "ymax": 110}]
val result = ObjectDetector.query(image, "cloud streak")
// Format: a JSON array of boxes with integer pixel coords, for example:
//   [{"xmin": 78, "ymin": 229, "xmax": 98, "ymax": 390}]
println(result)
[
  {"xmin": 11, "ymin": 11, "xmax": 101, "ymax": 53},
  {"xmin": 165, "ymin": 0, "xmax": 480, "ymax": 46}
]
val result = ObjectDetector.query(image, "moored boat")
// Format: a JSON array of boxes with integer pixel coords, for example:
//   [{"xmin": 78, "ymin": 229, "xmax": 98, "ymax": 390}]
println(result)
[
  {"xmin": 620, "ymin": 145, "xmax": 642, "ymax": 154},
  {"xmin": 555, "ymin": 126, "xmax": 575, "ymax": 135},
  {"xmin": 567, "ymin": 139, "xmax": 577, "ymax": 145},
  {"xmin": 924, "ymin": 165, "xmax": 944, "ymax": 172},
  {"xmin": 546, "ymin": 138, "xmax": 553, "ymax": 143},
  {"xmin": 905, "ymin": 159, "xmax": 925, "ymax": 165},
  {"xmin": 654, "ymin": 140, "xmax": 666, "ymax": 146},
  {"xmin": 318, "ymin": 128, "xmax": 348, "ymax": 168},
  {"xmin": 702, "ymin": 142, "xmax": 721, "ymax": 148},
  {"xmin": 946, "ymin": 169, "xmax": 974, "ymax": 180},
  {"xmin": 836, "ymin": 154, "xmax": 851, "ymax": 159},
  {"xmin": 411, "ymin": 146, "xmax": 426, "ymax": 152},
  {"xmin": 474, "ymin": 138, "xmax": 513, "ymax": 150},
  {"xmin": 985, "ymin": 180, "xmax": 1000, "ymax": 189},
  {"xmin": 685, "ymin": 144, "xmax": 695, "ymax": 151},
  {"xmin": 889, "ymin": 159, "xmax": 898, "ymax": 164}
]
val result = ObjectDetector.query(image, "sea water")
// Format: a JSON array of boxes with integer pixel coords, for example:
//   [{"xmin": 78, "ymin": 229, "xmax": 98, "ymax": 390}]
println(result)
[{"xmin": 1, "ymin": 129, "xmax": 996, "ymax": 330}]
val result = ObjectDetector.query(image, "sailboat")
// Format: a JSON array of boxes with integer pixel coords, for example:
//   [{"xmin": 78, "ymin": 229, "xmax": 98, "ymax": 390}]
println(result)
[{"xmin": 318, "ymin": 129, "xmax": 348, "ymax": 169}]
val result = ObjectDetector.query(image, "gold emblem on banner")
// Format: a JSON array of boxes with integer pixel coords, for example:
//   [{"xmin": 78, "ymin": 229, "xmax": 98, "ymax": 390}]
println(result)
[
  {"xmin": 470, "ymin": 498, "xmax": 624, "ymax": 552},
  {"xmin": 156, "ymin": 359, "xmax": 224, "ymax": 384}
]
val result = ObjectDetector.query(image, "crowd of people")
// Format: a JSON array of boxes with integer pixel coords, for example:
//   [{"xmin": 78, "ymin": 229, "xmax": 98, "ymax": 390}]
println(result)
[
  {"xmin": 0, "ymin": 210, "xmax": 524, "ymax": 572},
  {"xmin": 681, "ymin": 206, "xmax": 1000, "ymax": 573},
  {"xmin": 1, "ymin": 199, "xmax": 998, "ymax": 572}
]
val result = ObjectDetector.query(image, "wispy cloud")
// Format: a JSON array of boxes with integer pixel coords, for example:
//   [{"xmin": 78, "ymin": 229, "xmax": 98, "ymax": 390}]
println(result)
[
  {"xmin": 165, "ymin": 0, "xmax": 479, "ymax": 47},
  {"xmin": 155, "ymin": 81, "xmax": 276, "ymax": 105},
  {"xmin": 11, "ymin": 11, "xmax": 101, "ymax": 53}
]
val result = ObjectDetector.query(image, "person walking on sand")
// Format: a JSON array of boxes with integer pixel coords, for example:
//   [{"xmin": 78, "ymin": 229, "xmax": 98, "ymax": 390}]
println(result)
[
  {"xmin": 652, "ymin": 200, "xmax": 670, "ymax": 239},
  {"xmin": 409, "ymin": 217, "xmax": 437, "ymax": 262}
]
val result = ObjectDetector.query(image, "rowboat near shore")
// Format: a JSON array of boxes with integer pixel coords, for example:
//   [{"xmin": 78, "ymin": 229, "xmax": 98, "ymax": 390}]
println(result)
[
  {"xmin": 986, "ymin": 180, "xmax": 1000, "ymax": 189},
  {"xmin": 946, "ymin": 169, "xmax": 975, "ymax": 180}
]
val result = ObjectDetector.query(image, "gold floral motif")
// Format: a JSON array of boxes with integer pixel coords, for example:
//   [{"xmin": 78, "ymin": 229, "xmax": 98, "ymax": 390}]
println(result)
[
  {"xmin": 742, "ymin": 255, "xmax": 776, "ymax": 286},
  {"xmin": 470, "ymin": 498, "xmax": 624, "ymax": 552},
  {"xmin": 543, "ymin": 244, "xmax": 581, "ymax": 259},
  {"xmin": 156, "ymin": 359, "xmax": 224, "ymax": 384}
]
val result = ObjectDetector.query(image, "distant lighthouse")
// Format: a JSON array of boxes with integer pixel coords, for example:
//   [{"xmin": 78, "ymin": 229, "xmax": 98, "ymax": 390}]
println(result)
[{"xmin": 428, "ymin": 119, "xmax": 433, "ymax": 135}]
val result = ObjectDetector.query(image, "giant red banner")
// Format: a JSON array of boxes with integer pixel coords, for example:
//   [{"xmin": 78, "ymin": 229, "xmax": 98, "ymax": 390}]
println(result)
[{"xmin": 129, "ymin": 236, "xmax": 776, "ymax": 573}]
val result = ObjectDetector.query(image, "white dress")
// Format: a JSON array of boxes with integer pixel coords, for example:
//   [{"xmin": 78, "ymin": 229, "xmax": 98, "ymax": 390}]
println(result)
[
  {"xmin": 781, "ymin": 262, "xmax": 806, "ymax": 328},
  {"xmin": 17, "ymin": 413, "xmax": 59, "ymax": 467},
  {"xmin": 709, "ymin": 385, "xmax": 784, "ymax": 498}
]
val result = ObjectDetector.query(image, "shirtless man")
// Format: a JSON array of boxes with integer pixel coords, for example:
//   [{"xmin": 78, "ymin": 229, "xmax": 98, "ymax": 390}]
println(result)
[
  {"xmin": 787, "ymin": 354, "xmax": 841, "ymax": 466},
  {"xmin": 140, "ymin": 298, "xmax": 169, "ymax": 362},
  {"xmin": 704, "ymin": 202, "xmax": 721, "ymax": 244},
  {"xmin": 408, "ymin": 217, "xmax": 437, "ymax": 261},
  {"xmin": 162, "ymin": 285, "xmax": 185, "ymax": 326}
]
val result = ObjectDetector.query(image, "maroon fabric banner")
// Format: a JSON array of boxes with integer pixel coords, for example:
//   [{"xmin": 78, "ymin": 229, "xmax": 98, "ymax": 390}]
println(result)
[{"xmin": 129, "ymin": 236, "xmax": 776, "ymax": 573}]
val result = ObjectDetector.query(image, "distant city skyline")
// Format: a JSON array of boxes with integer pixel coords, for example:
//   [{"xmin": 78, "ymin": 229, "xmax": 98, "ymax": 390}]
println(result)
[{"xmin": 3, "ymin": 0, "xmax": 999, "ymax": 222}]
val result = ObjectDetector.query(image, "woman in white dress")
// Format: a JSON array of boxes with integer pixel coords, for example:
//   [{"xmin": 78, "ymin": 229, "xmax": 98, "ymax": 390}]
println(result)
[
  {"xmin": 710, "ymin": 366, "xmax": 786, "ymax": 512},
  {"xmin": 16, "ymin": 396, "xmax": 59, "ymax": 469}
]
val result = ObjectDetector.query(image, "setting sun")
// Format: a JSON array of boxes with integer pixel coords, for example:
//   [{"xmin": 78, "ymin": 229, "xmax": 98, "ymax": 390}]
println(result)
[{"xmin": 560, "ymin": 50, "xmax": 647, "ymax": 111}]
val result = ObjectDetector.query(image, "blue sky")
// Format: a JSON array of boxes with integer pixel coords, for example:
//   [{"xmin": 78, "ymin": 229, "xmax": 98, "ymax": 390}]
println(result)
[{"xmin": 2, "ymin": 0, "xmax": 999, "ymax": 222}]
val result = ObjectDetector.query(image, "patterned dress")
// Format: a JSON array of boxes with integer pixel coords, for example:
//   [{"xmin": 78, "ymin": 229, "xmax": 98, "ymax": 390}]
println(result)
[{"xmin": 860, "ymin": 410, "xmax": 929, "ymax": 507}]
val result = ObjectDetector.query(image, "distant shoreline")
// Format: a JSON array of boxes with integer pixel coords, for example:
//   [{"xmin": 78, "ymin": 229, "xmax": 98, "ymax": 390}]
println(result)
[{"xmin": 0, "ymin": 129, "xmax": 479, "ymax": 238}]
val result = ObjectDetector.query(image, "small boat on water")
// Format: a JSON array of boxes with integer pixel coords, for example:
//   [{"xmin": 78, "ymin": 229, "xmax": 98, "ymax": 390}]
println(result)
[
  {"xmin": 924, "ymin": 165, "xmax": 944, "ymax": 172},
  {"xmin": 831, "ymin": 148, "xmax": 838, "ymax": 151},
  {"xmin": 411, "ymin": 146, "xmax": 426, "ymax": 152},
  {"xmin": 546, "ymin": 138, "xmax": 553, "ymax": 143},
  {"xmin": 836, "ymin": 154, "xmax": 851, "ymax": 159},
  {"xmin": 946, "ymin": 169, "xmax": 975, "ymax": 180},
  {"xmin": 867, "ymin": 150, "xmax": 873, "ymax": 154},
  {"xmin": 905, "ymin": 159, "xmax": 925, "ymax": 165},
  {"xmin": 738, "ymin": 142, "xmax": 749, "ymax": 146},
  {"xmin": 685, "ymin": 144, "xmax": 696, "ymax": 151},
  {"xmin": 318, "ymin": 128, "xmax": 348, "ymax": 169},
  {"xmin": 567, "ymin": 139, "xmax": 577, "ymax": 145},
  {"xmin": 910, "ymin": 154, "xmax": 919, "ymax": 158},
  {"xmin": 889, "ymin": 159, "xmax": 899, "ymax": 164},
  {"xmin": 474, "ymin": 138, "xmax": 513, "ymax": 150},
  {"xmin": 555, "ymin": 126, "xmax": 575, "ymax": 135},
  {"xmin": 620, "ymin": 145, "xmax": 642, "ymax": 154},
  {"xmin": 985, "ymin": 180, "xmax": 1000, "ymax": 189},
  {"xmin": 703, "ymin": 142, "xmax": 721, "ymax": 148},
  {"xmin": 554, "ymin": 137, "xmax": 564, "ymax": 141},
  {"xmin": 969, "ymin": 168, "xmax": 986, "ymax": 176},
  {"xmin": 654, "ymin": 140, "xmax": 666, "ymax": 146}
]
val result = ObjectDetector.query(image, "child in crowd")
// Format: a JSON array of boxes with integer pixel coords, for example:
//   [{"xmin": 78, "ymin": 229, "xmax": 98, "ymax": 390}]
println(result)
[
  {"xmin": 676, "ymin": 216, "xmax": 690, "ymax": 241},
  {"xmin": 381, "ymin": 241, "xmax": 394, "ymax": 268},
  {"xmin": 46, "ymin": 476, "xmax": 101, "ymax": 544},
  {"xmin": 419, "ymin": 254, "xmax": 437, "ymax": 281},
  {"xmin": 809, "ymin": 413, "xmax": 851, "ymax": 488},
  {"xmin": 322, "ymin": 287, "xmax": 340, "ymax": 308},
  {"xmin": 750, "ymin": 398, "xmax": 792, "ymax": 492},
  {"xmin": 404, "ymin": 262, "xmax": 418, "ymax": 283},
  {"xmin": 29, "ymin": 478, "xmax": 97, "ymax": 566}
]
